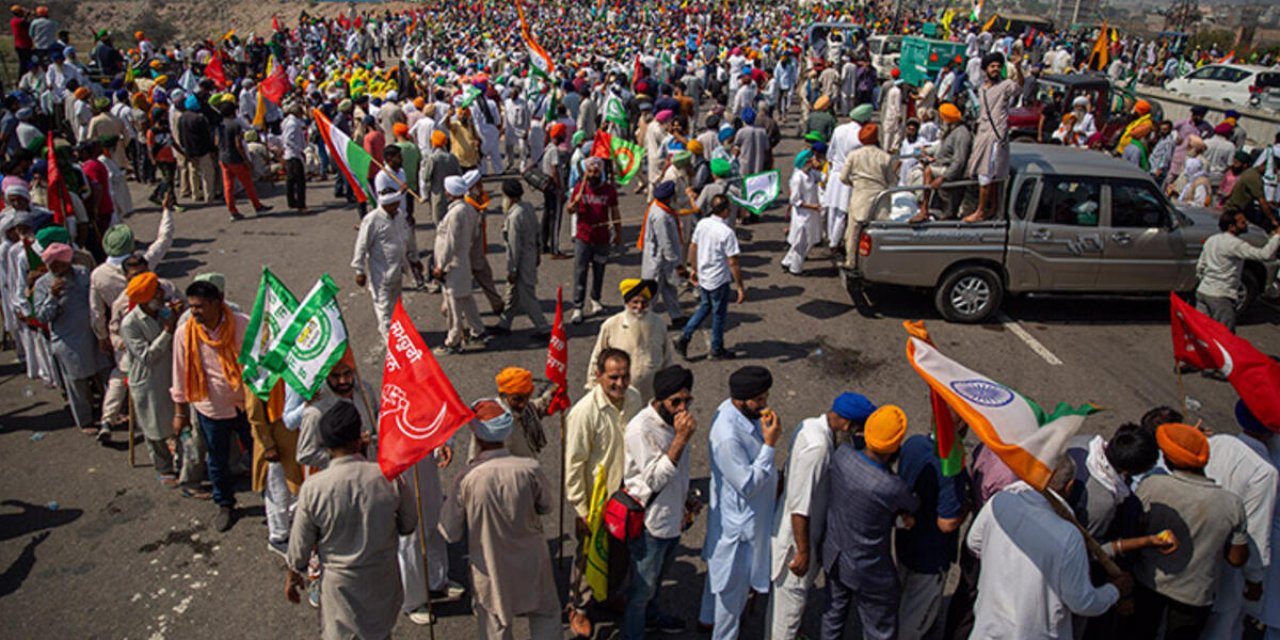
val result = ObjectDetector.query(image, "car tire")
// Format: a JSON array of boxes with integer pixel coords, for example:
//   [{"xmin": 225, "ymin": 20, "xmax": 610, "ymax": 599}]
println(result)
[
  {"xmin": 1235, "ymin": 268, "xmax": 1262, "ymax": 315},
  {"xmin": 935, "ymin": 266, "xmax": 1004, "ymax": 323}
]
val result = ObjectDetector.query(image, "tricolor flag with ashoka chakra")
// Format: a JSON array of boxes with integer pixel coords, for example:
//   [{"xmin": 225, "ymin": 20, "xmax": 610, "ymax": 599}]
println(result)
[
  {"xmin": 517, "ymin": 0, "xmax": 555, "ymax": 81},
  {"xmin": 907, "ymin": 337, "xmax": 1098, "ymax": 490},
  {"xmin": 239, "ymin": 268, "xmax": 299, "ymax": 399},
  {"xmin": 264, "ymin": 274, "xmax": 349, "ymax": 400},
  {"xmin": 312, "ymin": 108, "xmax": 375, "ymax": 203}
]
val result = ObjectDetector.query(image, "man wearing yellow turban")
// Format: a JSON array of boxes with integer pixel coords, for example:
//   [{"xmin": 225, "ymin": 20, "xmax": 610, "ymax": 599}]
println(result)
[{"xmin": 585, "ymin": 278, "xmax": 670, "ymax": 402}]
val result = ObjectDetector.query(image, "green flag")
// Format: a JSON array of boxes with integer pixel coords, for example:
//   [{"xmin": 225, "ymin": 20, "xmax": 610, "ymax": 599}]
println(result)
[
  {"xmin": 459, "ymin": 85, "xmax": 482, "ymax": 110},
  {"xmin": 610, "ymin": 135, "xmax": 646, "ymax": 186},
  {"xmin": 729, "ymin": 170, "xmax": 781, "ymax": 215},
  {"xmin": 238, "ymin": 268, "xmax": 299, "ymax": 399},
  {"xmin": 264, "ymin": 274, "xmax": 349, "ymax": 400},
  {"xmin": 603, "ymin": 96, "xmax": 628, "ymax": 129}
]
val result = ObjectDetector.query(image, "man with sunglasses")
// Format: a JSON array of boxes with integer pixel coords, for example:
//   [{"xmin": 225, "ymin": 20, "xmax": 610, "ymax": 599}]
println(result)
[{"xmin": 619, "ymin": 365, "xmax": 698, "ymax": 638}]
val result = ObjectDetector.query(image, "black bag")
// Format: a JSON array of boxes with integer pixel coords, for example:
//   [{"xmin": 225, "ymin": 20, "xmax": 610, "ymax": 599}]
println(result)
[{"xmin": 523, "ymin": 147, "xmax": 553, "ymax": 193}]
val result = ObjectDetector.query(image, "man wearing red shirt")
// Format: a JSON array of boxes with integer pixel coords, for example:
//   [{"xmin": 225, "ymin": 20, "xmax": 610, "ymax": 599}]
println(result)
[
  {"xmin": 10, "ymin": 6, "xmax": 31, "ymax": 72},
  {"xmin": 78, "ymin": 140, "xmax": 114, "ymax": 240},
  {"xmin": 566, "ymin": 157, "xmax": 621, "ymax": 324},
  {"xmin": 360, "ymin": 115, "xmax": 385, "ymax": 218}
]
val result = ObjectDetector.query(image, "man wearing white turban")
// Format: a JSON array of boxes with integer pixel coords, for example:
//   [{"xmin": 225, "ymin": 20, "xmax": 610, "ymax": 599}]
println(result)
[
  {"xmin": 432, "ymin": 171, "xmax": 484, "ymax": 354},
  {"xmin": 352, "ymin": 183, "xmax": 422, "ymax": 338}
]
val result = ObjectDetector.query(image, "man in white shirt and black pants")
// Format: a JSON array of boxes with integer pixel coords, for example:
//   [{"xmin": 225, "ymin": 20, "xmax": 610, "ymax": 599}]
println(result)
[
  {"xmin": 1195, "ymin": 210, "xmax": 1280, "ymax": 333},
  {"xmin": 621, "ymin": 365, "xmax": 697, "ymax": 638}
]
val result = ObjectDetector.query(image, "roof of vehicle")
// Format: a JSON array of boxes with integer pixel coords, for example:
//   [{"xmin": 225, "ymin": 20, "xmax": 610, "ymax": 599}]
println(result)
[
  {"xmin": 1194, "ymin": 63, "xmax": 1271, "ymax": 73},
  {"xmin": 1039, "ymin": 73, "xmax": 1111, "ymax": 87},
  {"xmin": 1010, "ymin": 143, "xmax": 1154, "ymax": 181},
  {"xmin": 869, "ymin": 34, "xmax": 902, "ymax": 40}
]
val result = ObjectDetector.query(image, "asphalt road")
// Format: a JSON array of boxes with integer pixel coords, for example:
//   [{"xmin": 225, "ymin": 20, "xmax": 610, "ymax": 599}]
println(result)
[{"xmin": 1, "ymin": 125, "xmax": 1277, "ymax": 640}]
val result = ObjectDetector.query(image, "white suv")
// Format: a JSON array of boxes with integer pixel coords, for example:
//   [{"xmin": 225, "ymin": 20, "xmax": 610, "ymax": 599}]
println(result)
[{"xmin": 1165, "ymin": 63, "xmax": 1279, "ymax": 111}]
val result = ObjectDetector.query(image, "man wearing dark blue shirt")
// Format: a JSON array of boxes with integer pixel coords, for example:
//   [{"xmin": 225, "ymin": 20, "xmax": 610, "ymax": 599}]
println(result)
[{"xmin": 895, "ymin": 432, "xmax": 970, "ymax": 640}]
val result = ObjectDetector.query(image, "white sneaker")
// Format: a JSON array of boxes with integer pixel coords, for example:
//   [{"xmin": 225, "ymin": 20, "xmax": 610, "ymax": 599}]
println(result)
[
  {"xmin": 587, "ymin": 299, "xmax": 604, "ymax": 317},
  {"xmin": 570, "ymin": 309, "xmax": 584, "ymax": 324},
  {"xmin": 430, "ymin": 579, "xmax": 467, "ymax": 600},
  {"xmin": 406, "ymin": 606, "xmax": 436, "ymax": 625}
]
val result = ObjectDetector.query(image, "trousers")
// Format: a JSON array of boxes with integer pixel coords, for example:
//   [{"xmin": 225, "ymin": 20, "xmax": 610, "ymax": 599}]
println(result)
[
  {"xmin": 820, "ymin": 562, "xmax": 900, "ymax": 640},
  {"xmin": 573, "ymin": 240, "xmax": 609, "ymax": 309},
  {"xmin": 443, "ymin": 271, "xmax": 483, "ymax": 348},
  {"xmin": 827, "ymin": 206, "xmax": 847, "ymax": 249},
  {"xmin": 682, "ymin": 283, "xmax": 731, "ymax": 354},
  {"xmin": 623, "ymin": 530, "xmax": 681, "ymax": 640},
  {"xmin": 145, "ymin": 437, "xmax": 176, "ymax": 476},
  {"xmin": 497, "ymin": 276, "xmax": 547, "ymax": 330},
  {"xmin": 220, "ymin": 162, "xmax": 264, "ymax": 214},
  {"xmin": 369, "ymin": 277, "xmax": 403, "ymax": 340},
  {"xmin": 473, "ymin": 600, "xmax": 561, "ymax": 640},
  {"xmin": 284, "ymin": 158, "xmax": 306, "ymax": 210},
  {"xmin": 264, "ymin": 461, "xmax": 296, "ymax": 543},
  {"xmin": 196, "ymin": 410, "xmax": 253, "ymax": 507},
  {"xmin": 766, "ymin": 561, "xmax": 819, "ymax": 640},
  {"xmin": 651, "ymin": 270, "xmax": 684, "ymax": 322},
  {"xmin": 101, "ymin": 360, "xmax": 128, "ymax": 424}
]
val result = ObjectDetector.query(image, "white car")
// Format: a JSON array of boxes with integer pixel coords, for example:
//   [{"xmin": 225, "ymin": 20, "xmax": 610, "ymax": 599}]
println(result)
[
  {"xmin": 1165, "ymin": 63, "xmax": 1279, "ymax": 110},
  {"xmin": 868, "ymin": 35, "xmax": 902, "ymax": 80}
]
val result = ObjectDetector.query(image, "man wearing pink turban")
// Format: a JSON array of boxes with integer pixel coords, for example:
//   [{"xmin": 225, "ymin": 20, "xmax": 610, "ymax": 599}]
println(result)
[{"xmin": 33, "ymin": 241, "xmax": 111, "ymax": 436}]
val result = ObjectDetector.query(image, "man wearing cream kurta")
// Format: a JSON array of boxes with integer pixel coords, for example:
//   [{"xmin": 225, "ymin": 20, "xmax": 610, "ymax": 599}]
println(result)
[
  {"xmin": 585, "ymin": 280, "xmax": 672, "ymax": 403},
  {"xmin": 565, "ymin": 348, "xmax": 643, "ymax": 609},
  {"xmin": 441, "ymin": 400, "xmax": 561, "ymax": 640}
]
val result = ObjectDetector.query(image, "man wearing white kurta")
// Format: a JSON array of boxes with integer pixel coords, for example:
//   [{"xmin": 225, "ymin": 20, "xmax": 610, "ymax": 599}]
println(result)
[
  {"xmin": 699, "ymin": 366, "xmax": 781, "ymax": 640},
  {"xmin": 783, "ymin": 150, "xmax": 823, "ymax": 276},
  {"xmin": 352, "ymin": 187, "xmax": 419, "ymax": 339},
  {"xmin": 1204, "ymin": 409, "xmax": 1278, "ymax": 640},
  {"xmin": 823, "ymin": 106, "xmax": 868, "ymax": 250},
  {"xmin": 967, "ymin": 464, "xmax": 1124, "ymax": 639},
  {"xmin": 766, "ymin": 393, "xmax": 871, "ymax": 640},
  {"xmin": 432, "ymin": 173, "xmax": 484, "ymax": 353}
]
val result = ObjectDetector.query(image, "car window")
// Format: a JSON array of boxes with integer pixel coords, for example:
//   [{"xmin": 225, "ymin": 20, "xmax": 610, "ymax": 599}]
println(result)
[
  {"xmin": 1012, "ymin": 176, "xmax": 1039, "ymax": 220},
  {"xmin": 1033, "ymin": 178, "xmax": 1101, "ymax": 227},
  {"xmin": 884, "ymin": 39, "xmax": 902, "ymax": 55},
  {"xmin": 1223, "ymin": 68, "xmax": 1251, "ymax": 83},
  {"xmin": 1258, "ymin": 73, "xmax": 1280, "ymax": 89},
  {"xmin": 1111, "ymin": 182, "xmax": 1171, "ymax": 228},
  {"xmin": 1188, "ymin": 67, "xmax": 1217, "ymax": 81}
]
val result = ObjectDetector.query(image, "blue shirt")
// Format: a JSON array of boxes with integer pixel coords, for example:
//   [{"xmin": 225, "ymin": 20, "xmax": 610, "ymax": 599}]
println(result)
[
  {"xmin": 895, "ymin": 435, "xmax": 968, "ymax": 574},
  {"xmin": 703, "ymin": 398, "xmax": 777, "ymax": 594},
  {"xmin": 823, "ymin": 443, "xmax": 919, "ymax": 591}
]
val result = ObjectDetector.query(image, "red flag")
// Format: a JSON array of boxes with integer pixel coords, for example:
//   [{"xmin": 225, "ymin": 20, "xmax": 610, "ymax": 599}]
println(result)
[
  {"xmin": 272, "ymin": 15, "xmax": 281, "ymax": 32},
  {"xmin": 544, "ymin": 287, "xmax": 571, "ymax": 415},
  {"xmin": 590, "ymin": 130, "xmax": 612, "ymax": 160},
  {"xmin": 377, "ymin": 301, "xmax": 477, "ymax": 480},
  {"xmin": 260, "ymin": 57, "xmax": 290, "ymax": 105},
  {"xmin": 45, "ymin": 136, "xmax": 70, "ymax": 224},
  {"xmin": 1170, "ymin": 293, "xmax": 1280, "ymax": 430},
  {"xmin": 204, "ymin": 54, "xmax": 227, "ymax": 89}
]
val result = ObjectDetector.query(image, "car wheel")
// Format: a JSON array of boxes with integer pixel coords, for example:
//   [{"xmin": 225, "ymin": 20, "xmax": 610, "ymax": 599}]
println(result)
[
  {"xmin": 935, "ymin": 266, "xmax": 1004, "ymax": 323},
  {"xmin": 1235, "ymin": 269, "xmax": 1262, "ymax": 315}
]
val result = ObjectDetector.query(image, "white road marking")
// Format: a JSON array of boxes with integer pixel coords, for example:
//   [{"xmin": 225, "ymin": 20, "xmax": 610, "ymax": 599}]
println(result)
[{"xmin": 996, "ymin": 312, "xmax": 1064, "ymax": 366}]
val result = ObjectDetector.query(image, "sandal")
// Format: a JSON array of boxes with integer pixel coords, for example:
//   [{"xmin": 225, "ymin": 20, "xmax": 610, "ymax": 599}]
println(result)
[{"xmin": 180, "ymin": 486, "xmax": 213, "ymax": 500}]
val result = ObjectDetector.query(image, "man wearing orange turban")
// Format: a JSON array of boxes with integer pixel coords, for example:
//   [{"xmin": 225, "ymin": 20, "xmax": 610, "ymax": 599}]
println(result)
[
  {"xmin": 822, "ymin": 404, "xmax": 918, "ymax": 639},
  {"xmin": 1132, "ymin": 422, "xmax": 1249, "ymax": 636},
  {"xmin": 475, "ymin": 366, "xmax": 551, "ymax": 462},
  {"xmin": 120, "ymin": 270, "xmax": 179, "ymax": 482}
]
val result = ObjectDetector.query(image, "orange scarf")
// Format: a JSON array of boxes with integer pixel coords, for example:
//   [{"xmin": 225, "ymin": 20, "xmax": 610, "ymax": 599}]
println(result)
[
  {"xmin": 182, "ymin": 304, "xmax": 243, "ymax": 403},
  {"xmin": 466, "ymin": 192, "xmax": 491, "ymax": 248},
  {"xmin": 636, "ymin": 199, "xmax": 675, "ymax": 250}
]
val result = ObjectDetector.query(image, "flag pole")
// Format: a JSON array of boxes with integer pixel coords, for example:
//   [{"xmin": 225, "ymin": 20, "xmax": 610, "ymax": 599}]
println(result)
[
  {"xmin": 365, "ymin": 153, "xmax": 428, "ymax": 204},
  {"xmin": 352, "ymin": 360, "xmax": 437, "ymax": 638},
  {"xmin": 558, "ymin": 409, "xmax": 566, "ymax": 569},
  {"xmin": 1174, "ymin": 361, "xmax": 1188, "ymax": 415},
  {"xmin": 1037, "ymin": 487, "xmax": 1123, "ymax": 579}
]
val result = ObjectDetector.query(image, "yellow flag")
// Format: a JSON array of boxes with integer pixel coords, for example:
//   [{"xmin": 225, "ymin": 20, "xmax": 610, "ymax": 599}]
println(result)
[
  {"xmin": 253, "ymin": 91, "xmax": 266, "ymax": 128},
  {"xmin": 584, "ymin": 464, "xmax": 611, "ymax": 601}
]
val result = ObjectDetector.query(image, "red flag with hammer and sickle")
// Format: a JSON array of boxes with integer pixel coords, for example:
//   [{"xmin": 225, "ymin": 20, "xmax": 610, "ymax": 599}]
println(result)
[
  {"xmin": 377, "ymin": 300, "xmax": 476, "ymax": 480},
  {"xmin": 544, "ymin": 287, "xmax": 570, "ymax": 415}
]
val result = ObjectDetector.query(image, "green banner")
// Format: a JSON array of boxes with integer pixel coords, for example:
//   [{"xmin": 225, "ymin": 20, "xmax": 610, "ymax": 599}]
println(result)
[
  {"xmin": 238, "ymin": 268, "xmax": 299, "ymax": 400},
  {"xmin": 610, "ymin": 136, "xmax": 645, "ymax": 186},
  {"xmin": 265, "ymin": 274, "xmax": 349, "ymax": 400}
]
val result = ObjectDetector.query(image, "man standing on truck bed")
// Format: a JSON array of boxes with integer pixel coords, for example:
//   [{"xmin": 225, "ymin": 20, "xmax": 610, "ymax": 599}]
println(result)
[{"xmin": 964, "ymin": 51, "xmax": 1022, "ymax": 223}]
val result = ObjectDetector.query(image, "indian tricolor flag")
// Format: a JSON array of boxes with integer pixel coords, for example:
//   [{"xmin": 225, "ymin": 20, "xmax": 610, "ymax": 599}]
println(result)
[
  {"xmin": 312, "ymin": 108, "xmax": 375, "ymax": 203},
  {"xmin": 516, "ymin": 0, "xmax": 555, "ymax": 81},
  {"xmin": 907, "ymin": 337, "xmax": 1098, "ymax": 490}
]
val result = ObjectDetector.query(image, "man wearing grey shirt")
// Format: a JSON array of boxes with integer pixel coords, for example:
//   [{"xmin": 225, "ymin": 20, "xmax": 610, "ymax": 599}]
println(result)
[{"xmin": 1195, "ymin": 211, "xmax": 1280, "ymax": 332}]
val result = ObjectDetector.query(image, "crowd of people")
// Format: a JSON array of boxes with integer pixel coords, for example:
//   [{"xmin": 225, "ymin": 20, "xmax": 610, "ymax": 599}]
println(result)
[{"xmin": 4, "ymin": 0, "xmax": 1280, "ymax": 639}]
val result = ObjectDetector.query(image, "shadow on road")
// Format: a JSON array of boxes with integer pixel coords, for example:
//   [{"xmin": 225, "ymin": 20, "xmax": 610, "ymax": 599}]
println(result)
[
  {"xmin": 0, "ymin": 531, "xmax": 50, "ymax": 599},
  {"xmin": 0, "ymin": 499, "xmax": 82, "ymax": 543}
]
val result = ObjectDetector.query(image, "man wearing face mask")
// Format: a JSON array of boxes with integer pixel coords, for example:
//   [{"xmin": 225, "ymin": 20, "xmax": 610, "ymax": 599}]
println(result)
[
  {"xmin": 586, "ymin": 279, "xmax": 672, "ymax": 402},
  {"xmin": 621, "ymin": 365, "xmax": 698, "ymax": 638},
  {"xmin": 33, "ymin": 242, "xmax": 111, "ymax": 433},
  {"xmin": 119, "ymin": 271, "xmax": 181, "ymax": 483},
  {"xmin": 820, "ymin": 405, "xmax": 920, "ymax": 640},
  {"xmin": 641, "ymin": 181, "xmax": 688, "ymax": 327},
  {"xmin": 566, "ymin": 156, "xmax": 621, "ymax": 324},
  {"xmin": 699, "ymin": 365, "xmax": 782, "ymax": 639}
]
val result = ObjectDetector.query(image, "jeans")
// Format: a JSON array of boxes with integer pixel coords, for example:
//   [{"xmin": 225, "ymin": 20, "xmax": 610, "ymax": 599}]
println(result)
[
  {"xmin": 1128, "ymin": 584, "xmax": 1211, "ymax": 640},
  {"xmin": 573, "ymin": 239, "xmax": 608, "ymax": 309},
  {"xmin": 624, "ymin": 530, "xmax": 681, "ymax": 640},
  {"xmin": 541, "ymin": 188, "xmax": 562, "ymax": 253},
  {"xmin": 152, "ymin": 162, "xmax": 177, "ymax": 204},
  {"xmin": 284, "ymin": 158, "xmax": 306, "ymax": 209},
  {"xmin": 196, "ymin": 410, "xmax": 253, "ymax": 507},
  {"xmin": 316, "ymin": 139, "xmax": 332, "ymax": 176},
  {"xmin": 681, "ymin": 283, "xmax": 731, "ymax": 354}
]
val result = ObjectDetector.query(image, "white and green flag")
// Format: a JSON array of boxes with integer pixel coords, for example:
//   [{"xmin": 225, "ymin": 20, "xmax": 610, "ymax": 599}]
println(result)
[
  {"xmin": 239, "ymin": 268, "xmax": 299, "ymax": 400},
  {"xmin": 265, "ymin": 274, "xmax": 349, "ymax": 400},
  {"xmin": 730, "ymin": 169, "xmax": 781, "ymax": 215},
  {"xmin": 604, "ymin": 96, "xmax": 628, "ymax": 129}
]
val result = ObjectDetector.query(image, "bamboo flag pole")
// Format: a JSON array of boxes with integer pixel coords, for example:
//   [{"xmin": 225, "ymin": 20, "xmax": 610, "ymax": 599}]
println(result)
[
  {"xmin": 1174, "ymin": 362, "xmax": 1188, "ymax": 415},
  {"xmin": 365, "ymin": 153, "xmax": 428, "ymax": 204},
  {"xmin": 558, "ymin": 409, "xmax": 567, "ymax": 569},
  {"xmin": 352, "ymin": 364, "xmax": 436, "ymax": 638},
  {"xmin": 1038, "ymin": 487, "xmax": 1124, "ymax": 579}
]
